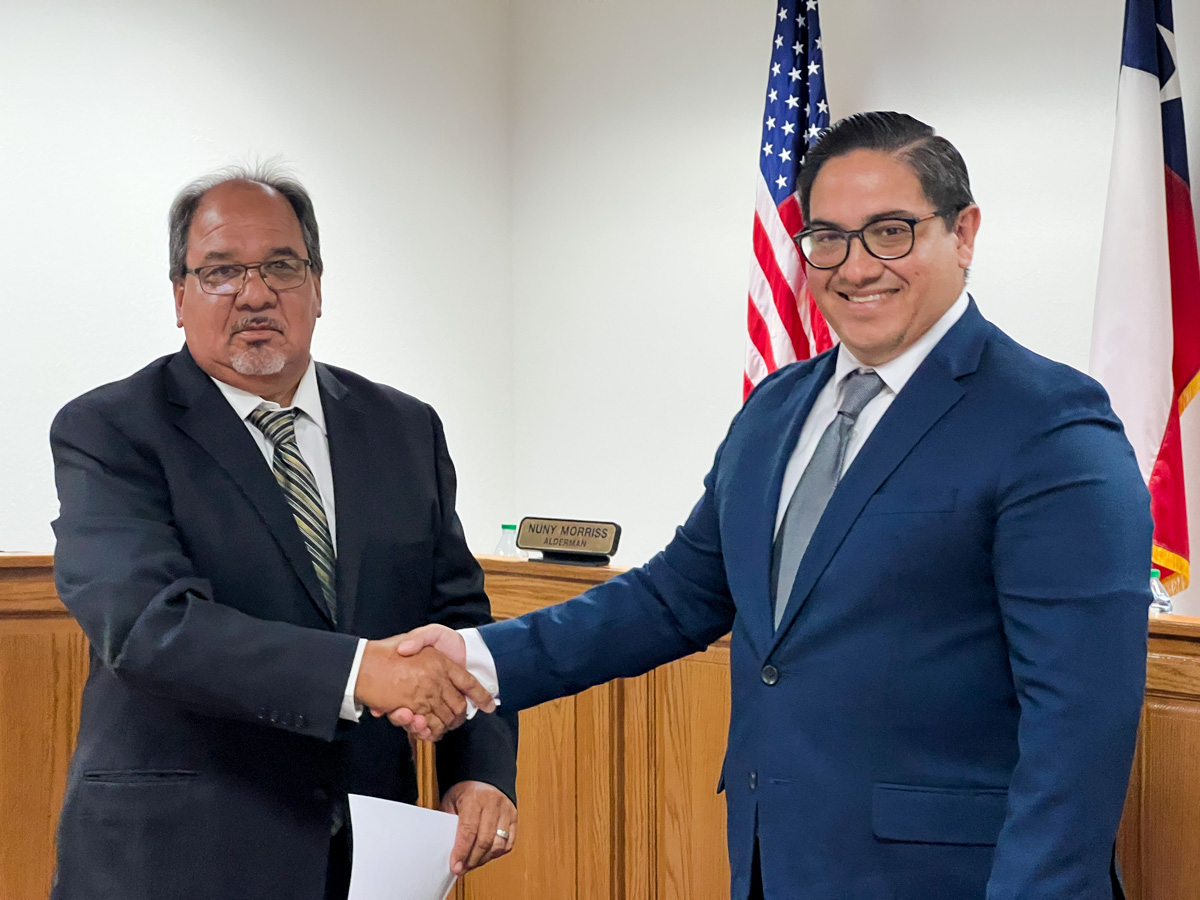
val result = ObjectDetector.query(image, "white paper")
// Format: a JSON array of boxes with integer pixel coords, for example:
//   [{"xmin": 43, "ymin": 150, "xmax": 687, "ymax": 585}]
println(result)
[{"xmin": 347, "ymin": 793, "xmax": 459, "ymax": 900}]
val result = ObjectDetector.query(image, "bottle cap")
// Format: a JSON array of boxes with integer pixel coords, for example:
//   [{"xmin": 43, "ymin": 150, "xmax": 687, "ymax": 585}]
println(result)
[
  {"xmin": 1151, "ymin": 568, "xmax": 1161, "ymax": 578},
  {"xmin": 502, "ymin": 523, "xmax": 517, "ymax": 530}
]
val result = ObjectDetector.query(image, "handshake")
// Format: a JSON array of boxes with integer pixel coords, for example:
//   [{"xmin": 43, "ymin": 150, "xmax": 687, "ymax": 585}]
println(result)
[{"xmin": 352, "ymin": 625, "xmax": 486, "ymax": 742}]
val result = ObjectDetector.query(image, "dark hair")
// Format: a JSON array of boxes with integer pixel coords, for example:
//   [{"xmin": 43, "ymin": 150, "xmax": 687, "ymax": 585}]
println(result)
[
  {"xmin": 797, "ymin": 111, "xmax": 974, "ymax": 229},
  {"xmin": 167, "ymin": 162, "xmax": 322, "ymax": 282}
]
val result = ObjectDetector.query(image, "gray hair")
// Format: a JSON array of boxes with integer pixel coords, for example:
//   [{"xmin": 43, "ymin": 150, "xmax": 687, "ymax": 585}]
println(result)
[
  {"xmin": 167, "ymin": 162, "xmax": 323, "ymax": 282},
  {"xmin": 797, "ymin": 111, "xmax": 975, "ymax": 230}
]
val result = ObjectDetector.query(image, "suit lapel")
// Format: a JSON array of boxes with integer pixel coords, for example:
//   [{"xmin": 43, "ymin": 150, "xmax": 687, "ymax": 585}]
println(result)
[
  {"xmin": 317, "ymin": 365, "xmax": 370, "ymax": 632},
  {"xmin": 768, "ymin": 300, "xmax": 990, "ymax": 648},
  {"xmin": 165, "ymin": 349, "xmax": 334, "ymax": 627},
  {"xmin": 731, "ymin": 353, "xmax": 838, "ymax": 654}
]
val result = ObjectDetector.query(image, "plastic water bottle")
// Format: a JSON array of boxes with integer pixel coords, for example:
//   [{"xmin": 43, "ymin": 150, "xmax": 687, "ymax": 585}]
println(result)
[
  {"xmin": 495, "ymin": 523, "xmax": 522, "ymax": 558},
  {"xmin": 1149, "ymin": 568, "xmax": 1173, "ymax": 616}
]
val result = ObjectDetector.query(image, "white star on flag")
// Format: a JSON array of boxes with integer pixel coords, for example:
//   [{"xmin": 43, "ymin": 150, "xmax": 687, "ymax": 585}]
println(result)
[
  {"xmin": 1158, "ymin": 25, "xmax": 1181, "ymax": 102},
  {"xmin": 763, "ymin": 142, "xmax": 774, "ymax": 156}
]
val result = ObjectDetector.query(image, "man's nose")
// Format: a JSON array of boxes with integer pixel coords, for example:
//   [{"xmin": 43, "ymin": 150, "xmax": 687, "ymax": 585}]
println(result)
[
  {"xmin": 836, "ymin": 234, "xmax": 884, "ymax": 283},
  {"xmin": 234, "ymin": 267, "xmax": 277, "ymax": 308}
]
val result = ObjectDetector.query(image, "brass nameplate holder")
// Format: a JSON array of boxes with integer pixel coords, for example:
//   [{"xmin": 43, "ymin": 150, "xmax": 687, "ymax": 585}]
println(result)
[{"xmin": 517, "ymin": 517, "xmax": 621, "ymax": 566}]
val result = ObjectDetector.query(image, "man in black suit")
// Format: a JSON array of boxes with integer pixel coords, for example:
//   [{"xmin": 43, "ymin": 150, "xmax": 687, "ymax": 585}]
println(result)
[{"xmin": 49, "ymin": 168, "xmax": 518, "ymax": 900}]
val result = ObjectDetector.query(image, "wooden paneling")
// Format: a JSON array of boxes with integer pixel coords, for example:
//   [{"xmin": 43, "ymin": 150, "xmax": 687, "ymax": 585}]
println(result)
[
  {"xmin": 459, "ymin": 558, "xmax": 626, "ymax": 900},
  {"xmin": 1116, "ymin": 615, "xmax": 1200, "ymax": 900},
  {"xmin": 652, "ymin": 647, "xmax": 731, "ymax": 900},
  {"xmin": 0, "ymin": 555, "xmax": 87, "ymax": 900},
  {"xmin": 6, "ymin": 554, "xmax": 1200, "ymax": 900}
]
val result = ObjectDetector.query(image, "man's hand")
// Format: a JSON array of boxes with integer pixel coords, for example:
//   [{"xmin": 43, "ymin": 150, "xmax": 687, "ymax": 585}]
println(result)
[
  {"xmin": 387, "ymin": 625, "xmax": 472, "ymax": 738},
  {"xmin": 396, "ymin": 623, "xmax": 467, "ymax": 666},
  {"xmin": 353, "ymin": 640, "xmax": 494, "ymax": 741},
  {"xmin": 440, "ymin": 781, "xmax": 517, "ymax": 876}
]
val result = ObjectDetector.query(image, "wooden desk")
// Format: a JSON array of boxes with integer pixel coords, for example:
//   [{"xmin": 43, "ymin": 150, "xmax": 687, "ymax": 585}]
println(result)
[{"xmin": 3, "ymin": 554, "xmax": 1199, "ymax": 899}]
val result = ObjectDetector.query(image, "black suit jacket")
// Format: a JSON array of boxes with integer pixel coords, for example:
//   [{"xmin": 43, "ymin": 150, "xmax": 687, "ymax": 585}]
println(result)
[{"xmin": 49, "ymin": 347, "xmax": 517, "ymax": 900}]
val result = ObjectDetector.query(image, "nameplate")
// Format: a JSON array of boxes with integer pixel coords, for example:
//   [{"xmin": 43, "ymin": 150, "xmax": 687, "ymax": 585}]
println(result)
[{"xmin": 517, "ymin": 517, "xmax": 621, "ymax": 565}]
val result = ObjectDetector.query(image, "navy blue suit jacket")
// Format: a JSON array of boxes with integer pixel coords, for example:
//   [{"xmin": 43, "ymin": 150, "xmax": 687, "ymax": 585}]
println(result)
[
  {"xmin": 49, "ymin": 348, "xmax": 517, "ymax": 900},
  {"xmin": 481, "ymin": 301, "xmax": 1150, "ymax": 899}
]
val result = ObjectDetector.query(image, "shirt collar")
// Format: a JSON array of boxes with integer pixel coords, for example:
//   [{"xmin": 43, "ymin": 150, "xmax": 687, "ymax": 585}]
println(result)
[
  {"xmin": 210, "ymin": 358, "xmax": 327, "ymax": 435},
  {"xmin": 832, "ymin": 290, "xmax": 969, "ymax": 396}
]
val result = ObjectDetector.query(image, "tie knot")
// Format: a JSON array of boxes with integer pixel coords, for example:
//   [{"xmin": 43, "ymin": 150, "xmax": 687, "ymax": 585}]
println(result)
[
  {"xmin": 248, "ymin": 404, "xmax": 297, "ymax": 446},
  {"xmin": 838, "ymin": 370, "xmax": 884, "ymax": 421}
]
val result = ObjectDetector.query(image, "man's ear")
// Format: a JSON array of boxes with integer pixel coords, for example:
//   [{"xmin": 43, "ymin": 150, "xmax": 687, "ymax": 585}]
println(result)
[
  {"xmin": 173, "ymin": 279, "xmax": 186, "ymax": 327},
  {"xmin": 953, "ymin": 204, "xmax": 982, "ymax": 270}
]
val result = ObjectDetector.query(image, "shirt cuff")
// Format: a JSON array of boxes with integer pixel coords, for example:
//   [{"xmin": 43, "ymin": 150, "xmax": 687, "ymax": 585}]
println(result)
[
  {"xmin": 460, "ymin": 627, "xmax": 501, "ymax": 720},
  {"xmin": 340, "ymin": 638, "xmax": 368, "ymax": 722}
]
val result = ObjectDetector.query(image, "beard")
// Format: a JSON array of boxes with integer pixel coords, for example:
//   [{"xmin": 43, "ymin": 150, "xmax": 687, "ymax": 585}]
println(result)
[
  {"xmin": 228, "ymin": 316, "xmax": 288, "ymax": 376},
  {"xmin": 229, "ymin": 343, "xmax": 287, "ymax": 376}
]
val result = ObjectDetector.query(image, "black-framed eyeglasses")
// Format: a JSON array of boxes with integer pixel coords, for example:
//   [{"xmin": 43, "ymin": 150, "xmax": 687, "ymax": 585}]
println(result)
[
  {"xmin": 793, "ymin": 212, "xmax": 942, "ymax": 270},
  {"xmin": 185, "ymin": 258, "xmax": 312, "ymax": 295}
]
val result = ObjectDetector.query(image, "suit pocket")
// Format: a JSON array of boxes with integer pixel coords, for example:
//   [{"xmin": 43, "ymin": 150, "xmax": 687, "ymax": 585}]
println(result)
[
  {"xmin": 860, "ymin": 487, "xmax": 958, "ymax": 516},
  {"xmin": 82, "ymin": 769, "xmax": 200, "ymax": 785},
  {"xmin": 57, "ymin": 773, "xmax": 211, "ymax": 899},
  {"xmin": 872, "ymin": 783, "xmax": 1007, "ymax": 846}
]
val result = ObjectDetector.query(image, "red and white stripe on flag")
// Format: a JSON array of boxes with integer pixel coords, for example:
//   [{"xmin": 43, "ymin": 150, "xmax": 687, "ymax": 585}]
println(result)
[
  {"xmin": 745, "ymin": 181, "xmax": 833, "ymax": 400},
  {"xmin": 744, "ymin": 0, "xmax": 835, "ymax": 401},
  {"xmin": 1091, "ymin": 0, "xmax": 1200, "ymax": 594}
]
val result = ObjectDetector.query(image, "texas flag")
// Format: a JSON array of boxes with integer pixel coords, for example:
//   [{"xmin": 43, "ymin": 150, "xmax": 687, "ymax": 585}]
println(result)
[{"xmin": 1091, "ymin": 0, "xmax": 1200, "ymax": 595}]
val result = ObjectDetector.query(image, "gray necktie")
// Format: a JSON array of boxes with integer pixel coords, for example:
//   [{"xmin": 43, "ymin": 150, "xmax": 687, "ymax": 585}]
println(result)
[{"xmin": 771, "ymin": 369, "xmax": 885, "ymax": 628}]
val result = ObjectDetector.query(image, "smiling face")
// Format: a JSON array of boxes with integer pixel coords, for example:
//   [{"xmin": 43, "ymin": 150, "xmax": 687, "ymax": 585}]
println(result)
[
  {"xmin": 173, "ymin": 180, "xmax": 322, "ymax": 404},
  {"xmin": 805, "ymin": 149, "xmax": 980, "ymax": 366}
]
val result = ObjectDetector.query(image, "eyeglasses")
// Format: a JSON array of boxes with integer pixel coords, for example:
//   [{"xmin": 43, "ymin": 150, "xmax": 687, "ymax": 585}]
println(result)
[
  {"xmin": 793, "ymin": 212, "xmax": 942, "ymax": 270},
  {"xmin": 185, "ymin": 258, "xmax": 312, "ymax": 295}
]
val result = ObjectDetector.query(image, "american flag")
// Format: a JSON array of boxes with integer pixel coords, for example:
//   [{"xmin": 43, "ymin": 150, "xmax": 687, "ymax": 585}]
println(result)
[
  {"xmin": 744, "ymin": 0, "xmax": 834, "ymax": 400},
  {"xmin": 1090, "ymin": 0, "xmax": 1200, "ymax": 594}
]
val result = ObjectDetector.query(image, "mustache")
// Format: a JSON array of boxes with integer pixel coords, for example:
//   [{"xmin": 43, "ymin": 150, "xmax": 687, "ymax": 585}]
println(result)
[{"xmin": 230, "ymin": 317, "xmax": 284, "ymax": 335}]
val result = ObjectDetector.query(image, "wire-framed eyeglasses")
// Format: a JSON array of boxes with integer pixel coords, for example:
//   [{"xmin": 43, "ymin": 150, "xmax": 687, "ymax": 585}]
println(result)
[{"xmin": 185, "ymin": 258, "xmax": 312, "ymax": 295}]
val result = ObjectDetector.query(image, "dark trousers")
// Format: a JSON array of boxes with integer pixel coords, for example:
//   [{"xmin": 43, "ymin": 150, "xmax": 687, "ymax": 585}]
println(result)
[
  {"xmin": 324, "ymin": 826, "xmax": 352, "ymax": 900},
  {"xmin": 749, "ymin": 839, "xmax": 764, "ymax": 900}
]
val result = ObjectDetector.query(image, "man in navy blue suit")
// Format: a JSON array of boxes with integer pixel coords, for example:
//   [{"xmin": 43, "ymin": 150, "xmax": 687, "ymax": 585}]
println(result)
[{"xmin": 398, "ymin": 112, "xmax": 1152, "ymax": 899}]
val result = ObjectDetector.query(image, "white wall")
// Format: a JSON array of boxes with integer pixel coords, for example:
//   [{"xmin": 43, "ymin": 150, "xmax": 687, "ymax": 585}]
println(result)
[
  {"xmin": 509, "ymin": 0, "xmax": 1200, "ymax": 615},
  {"xmin": 5, "ymin": 0, "xmax": 1200, "ymax": 613},
  {"xmin": 0, "ymin": 0, "xmax": 515, "ymax": 554}
]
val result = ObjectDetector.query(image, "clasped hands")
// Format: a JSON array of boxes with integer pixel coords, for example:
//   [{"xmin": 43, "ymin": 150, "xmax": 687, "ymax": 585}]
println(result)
[
  {"xmin": 353, "ymin": 626, "xmax": 481, "ymax": 742},
  {"xmin": 353, "ymin": 626, "xmax": 512, "ymax": 875}
]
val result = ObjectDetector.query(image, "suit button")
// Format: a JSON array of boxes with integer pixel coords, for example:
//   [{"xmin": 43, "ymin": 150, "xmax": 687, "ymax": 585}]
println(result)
[
  {"xmin": 749, "ymin": 771, "xmax": 758, "ymax": 791},
  {"xmin": 761, "ymin": 665, "xmax": 779, "ymax": 685}
]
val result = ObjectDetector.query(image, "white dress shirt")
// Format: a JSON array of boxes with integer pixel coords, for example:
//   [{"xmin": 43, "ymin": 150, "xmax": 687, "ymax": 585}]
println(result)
[
  {"xmin": 459, "ymin": 291, "xmax": 971, "ymax": 703},
  {"xmin": 211, "ymin": 360, "xmax": 367, "ymax": 721}
]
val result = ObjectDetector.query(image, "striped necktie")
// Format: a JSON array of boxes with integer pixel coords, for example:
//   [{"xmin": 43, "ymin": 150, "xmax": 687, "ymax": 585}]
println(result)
[{"xmin": 248, "ymin": 404, "xmax": 338, "ymax": 623}]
